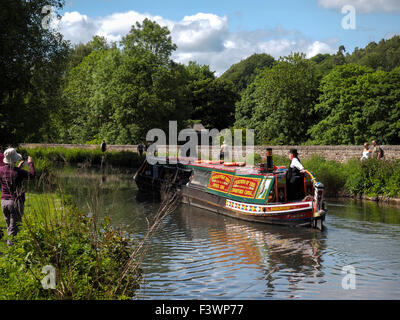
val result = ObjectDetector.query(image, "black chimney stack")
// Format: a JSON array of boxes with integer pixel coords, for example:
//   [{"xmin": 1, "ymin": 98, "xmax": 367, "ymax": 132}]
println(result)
[{"xmin": 266, "ymin": 148, "xmax": 273, "ymax": 173}]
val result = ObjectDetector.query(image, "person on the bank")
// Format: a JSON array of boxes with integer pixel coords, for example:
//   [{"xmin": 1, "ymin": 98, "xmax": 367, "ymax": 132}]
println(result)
[
  {"xmin": 371, "ymin": 140, "xmax": 383, "ymax": 159},
  {"xmin": 220, "ymin": 142, "xmax": 229, "ymax": 160},
  {"xmin": 360, "ymin": 142, "xmax": 371, "ymax": 161},
  {"xmin": 100, "ymin": 140, "xmax": 107, "ymax": 153},
  {"xmin": 0, "ymin": 147, "xmax": 4, "ymax": 167},
  {"xmin": 0, "ymin": 148, "xmax": 35, "ymax": 245},
  {"xmin": 137, "ymin": 143, "xmax": 144, "ymax": 157},
  {"xmin": 286, "ymin": 149, "xmax": 306, "ymax": 201}
]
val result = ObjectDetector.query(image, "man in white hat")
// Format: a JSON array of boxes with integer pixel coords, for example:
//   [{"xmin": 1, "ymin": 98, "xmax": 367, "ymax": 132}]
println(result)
[{"xmin": 0, "ymin": 148, "xmax": 35, "ymax": 245}]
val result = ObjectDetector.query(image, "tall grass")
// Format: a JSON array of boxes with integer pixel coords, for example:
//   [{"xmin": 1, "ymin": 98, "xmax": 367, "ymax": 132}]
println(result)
[{"xmin": 0, "ymin": 191, "xmax": 142, "ymax": 299}]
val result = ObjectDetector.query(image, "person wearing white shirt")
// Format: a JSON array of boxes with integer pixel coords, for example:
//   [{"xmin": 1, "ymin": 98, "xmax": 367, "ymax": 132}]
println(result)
[
  {"xmin": 360, "ymin": 142, "xmax": 371, "ymax": 161},
  {"xmin": 290, "ymin": 157, "xmax": 304, "ymax": 171},
  {"xmin": 286, "ymin": 149, "xmax": 306, "ymax": 201}
]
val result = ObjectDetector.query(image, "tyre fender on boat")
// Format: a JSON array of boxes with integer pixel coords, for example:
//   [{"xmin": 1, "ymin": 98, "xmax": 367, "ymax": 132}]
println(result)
[{"xmin": 223, "ymin": 162, "xmax": 237, "ymax": 166}]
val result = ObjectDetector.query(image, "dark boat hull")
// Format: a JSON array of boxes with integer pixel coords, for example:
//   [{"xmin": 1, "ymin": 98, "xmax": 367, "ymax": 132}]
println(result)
[{"xmin": 181, "ymin": 185, "xmax": 323, "ymax": 227}]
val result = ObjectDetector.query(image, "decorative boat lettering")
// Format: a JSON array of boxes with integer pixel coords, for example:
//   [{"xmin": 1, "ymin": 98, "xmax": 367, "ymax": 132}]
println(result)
[
  {"xmin": 229, "ymin": 176, "xmax": 261, "ymax": 198},
  {"xmin": 207, "ymin": 172, "xmax": 233, "ymax": 193}
]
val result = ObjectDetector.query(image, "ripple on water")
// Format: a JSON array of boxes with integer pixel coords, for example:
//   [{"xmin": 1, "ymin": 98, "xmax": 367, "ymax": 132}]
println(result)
[{"xmin": 53, "ymin": 171, "xmax": 400, "ymax": 300}]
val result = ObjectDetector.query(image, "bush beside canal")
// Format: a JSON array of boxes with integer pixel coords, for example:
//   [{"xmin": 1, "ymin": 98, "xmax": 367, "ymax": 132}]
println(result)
[{"xmin": 0, "ymin": 192, "xmax": 142, "ymax": 299}]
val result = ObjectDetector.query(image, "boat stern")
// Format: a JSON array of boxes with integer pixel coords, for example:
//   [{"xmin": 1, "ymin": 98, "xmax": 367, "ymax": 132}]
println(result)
[{"xmin": 312, "ymin": 182, "xmax": 327, "ymax": 230}]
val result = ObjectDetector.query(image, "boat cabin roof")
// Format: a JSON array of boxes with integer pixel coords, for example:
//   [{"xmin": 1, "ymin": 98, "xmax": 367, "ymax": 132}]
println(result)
[{"xmin": 180, "ymin": 160, "xmax": 287, "ymax": 177}]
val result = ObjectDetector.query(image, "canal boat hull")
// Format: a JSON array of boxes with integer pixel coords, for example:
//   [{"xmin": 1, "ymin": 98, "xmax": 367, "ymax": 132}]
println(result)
[{"xmin": 181, "ymin": 184, "xmax": 323, "ymax": 227}]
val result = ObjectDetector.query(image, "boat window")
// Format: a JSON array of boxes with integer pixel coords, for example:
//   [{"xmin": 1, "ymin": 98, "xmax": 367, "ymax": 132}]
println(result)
[{"xmin": 190, "ymin": 169, "xmax": 211, "ymax": 187}]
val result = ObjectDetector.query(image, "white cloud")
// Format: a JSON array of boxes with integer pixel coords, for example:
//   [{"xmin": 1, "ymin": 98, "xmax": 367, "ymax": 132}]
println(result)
[
  {"xmin": 55, "ymin": 10, "xmax": 336, "ymax": 75},
  {"xmin": 57, "ymin": 11, "xmax": 99, "ymax": 44},
  {"xmin": 55, "ymin": 10, "xmax": 174, "ymax": 44},
  {"xmin": 318, "ymin": 0, "xmax": 400, "ymax": 13},
  {"xmin": 171, "ymin": 13, "xmax": 230, "ymax": 53},
  {"xmin": 306, "ymin": 40, "xmax": 336, "ymax": 58}
]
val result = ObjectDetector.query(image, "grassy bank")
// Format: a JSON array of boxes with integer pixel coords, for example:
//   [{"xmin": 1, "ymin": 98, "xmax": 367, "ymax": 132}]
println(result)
[{"xmin": 0, "ymin": 191, "xmax": 142, "ymax": 299}]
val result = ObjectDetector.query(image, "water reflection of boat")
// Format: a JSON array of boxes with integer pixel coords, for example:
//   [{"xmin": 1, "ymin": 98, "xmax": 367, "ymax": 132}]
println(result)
[
  {"xmin": 178, "ymin": 205, "xmax": 325, "ymax": 294},
  {"xmin": 134, "ymin": 149, "xmax": 327, "ymax": 229}
]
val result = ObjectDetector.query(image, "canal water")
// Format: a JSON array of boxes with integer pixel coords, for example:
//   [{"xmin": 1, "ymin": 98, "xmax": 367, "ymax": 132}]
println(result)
[{"xmin": 52, "ymin": 168, "xmax": 400, "ymax": 299}]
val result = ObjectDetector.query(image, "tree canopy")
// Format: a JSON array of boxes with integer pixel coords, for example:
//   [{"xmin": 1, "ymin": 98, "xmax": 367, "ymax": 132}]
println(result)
[
  {"xmin": 0, "ymin": 0, "xmax": 68, "ymax": 146},
  {"xmin": 309, "ymin": 65, "xmax": 400, "ymax": 145},
  {"xmin": 62, "ymin": 19, "xmax": 190, "ymax": 144},
  {"xmin": 219, "ymin": 53, "xmax": 275, "ymax": 93},
  {"xmin": 1, "ymin": 5, "xmax": 399, "ymax": 147},
  {"xmin": 235, "ymin": 53, "xmax": 319, "ymax": 144}
]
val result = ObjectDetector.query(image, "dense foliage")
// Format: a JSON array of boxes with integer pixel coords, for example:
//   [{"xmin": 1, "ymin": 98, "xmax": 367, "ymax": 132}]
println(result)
[
  {"xmin": 1, "ymin": 1, "xmax": 399, "ymax": 147},
  {"xmin": 0, "ymin": 193, "xmax": 141, "ymax": 299},
  {"xmin": 219, "ymin": 53, "xmax": 275, "ymax": 92},
  {"xmin": 308, "ymin": 65, "xmax": 400, "ymax": 144},
  {"xmin": 235, "ymin": 53, "xmax": 320, "ymax": 144},
  {"xmin": 235, "ymin": 38, "xmax": 400, "ymax": 145},
  {"xmin": 0, "ymin": 0, "xmax": 68, "ymax": 145}
]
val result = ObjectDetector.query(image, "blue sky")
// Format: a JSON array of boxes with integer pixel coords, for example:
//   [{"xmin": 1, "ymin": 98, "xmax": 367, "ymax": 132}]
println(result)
[{"xmin": 56, "ymin": 0, "xmax": 400, "ymax": 74}]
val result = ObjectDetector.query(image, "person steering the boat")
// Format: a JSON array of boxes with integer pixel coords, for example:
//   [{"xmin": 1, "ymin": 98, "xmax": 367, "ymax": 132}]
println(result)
[{"xmin": 286, "ymin": 149, "xmax": 306, "ymax": 201}]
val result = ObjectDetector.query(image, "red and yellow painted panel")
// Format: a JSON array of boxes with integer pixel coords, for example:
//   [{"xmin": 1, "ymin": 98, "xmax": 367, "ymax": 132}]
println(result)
[
  {"xmin": 229, "ymin": 176, "xmax": 262, "ymax": 198},
  {"xmin": 264, "ymin": 203, "xmax": 311, "ymax": 212},
  {"xmin": 207, "ymin": 172, "xmax": 234, "ymax": 193},
  {"xmin": 226, "ymin": 199, "xmax": 313, "ymax": 215},
  {"xmin": 206, "ymin": 171, "xmax": 274, "ymax": 204}
]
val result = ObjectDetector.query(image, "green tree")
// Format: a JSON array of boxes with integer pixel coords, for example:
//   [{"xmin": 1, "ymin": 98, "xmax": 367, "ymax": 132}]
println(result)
[
  {"xmin": 121, "ymin": 18, "xmax": 177, "ymax": 64},
  {"xmin": 309, "ymin": 64, "xmax": 400, "ymax": 144},
  {"xmin": 65, "ymin": 36, "xmax": 113, "ymax": 73},
  {"xmin": 235, "ymin": 53, "xmax": 320, "ymax": 144},
  {"xmin": 345, "ymin": 36, "xmax": 400, "ymax": 71},
  {"xmin": 185, "ymin": 62, "xmax": 239, "ymax": 129},
  {"xmin": 0, "ymin": 0, "xmax": 68, "ymax": 145},
  {"xmin": 220, "ymin": 53, "xmax": 275, "ymax": 92},
  {"xmin": 63, "ymin": 21, "xmax": 191, "ymax": 144},
  {"xmin": 234, "ymin": 81, "xmax": 259, "ymax": 129}
]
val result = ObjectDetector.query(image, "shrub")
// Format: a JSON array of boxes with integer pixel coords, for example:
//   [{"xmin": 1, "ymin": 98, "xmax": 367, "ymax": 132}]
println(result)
[
  {"xmin": 343, "ymin": 158, "xmax": 364, "ymax": 196},
  {"xmin": 0, "ymin": 193, "xmax": 141, "ymax": 300},
  {"xmin": 386, "ymin": 160, "xmax": 400, "ymax": 197},
  {"xmin": 245, "ymin": 152, "xmax": 262, "ymax": 165},
  {"xmin": 303, "ymin": 155, "xmax": 346, "ymax": 196}
]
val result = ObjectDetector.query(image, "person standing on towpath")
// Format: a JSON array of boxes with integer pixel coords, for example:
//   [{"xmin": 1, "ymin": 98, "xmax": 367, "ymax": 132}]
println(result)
[
  {"xmin": 0, "ymin": 148, "xmax": 35, "ymax": 245},
  {"xmin": 101, "ymin": 140, "xmax": 107, "ymax": 153}
]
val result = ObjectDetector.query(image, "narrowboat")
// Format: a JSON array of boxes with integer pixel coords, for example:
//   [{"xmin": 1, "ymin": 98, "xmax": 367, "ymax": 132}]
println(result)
[{"xmin": 134, "ymin": 149, "xmax": 327, "ymax": 230}]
